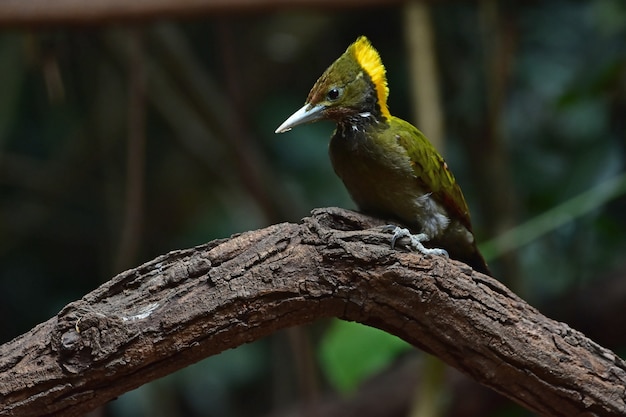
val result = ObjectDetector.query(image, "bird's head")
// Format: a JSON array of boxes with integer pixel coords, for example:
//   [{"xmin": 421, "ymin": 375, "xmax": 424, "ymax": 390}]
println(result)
[{"xmin": 275, "ymin": 36, "xmax": 391, "ymax": 134}]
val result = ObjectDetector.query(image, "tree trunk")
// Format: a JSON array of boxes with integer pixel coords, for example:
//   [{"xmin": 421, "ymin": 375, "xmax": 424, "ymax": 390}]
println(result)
[{"xmin": 1, "ymin": 207, "xmax": 624, "ymax": 417}]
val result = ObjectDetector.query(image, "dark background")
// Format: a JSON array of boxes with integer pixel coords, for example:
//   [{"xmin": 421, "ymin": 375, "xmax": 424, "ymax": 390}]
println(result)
[{"xmin": 1, "ymin": 1, "xmax": 625, "ymax": 416}]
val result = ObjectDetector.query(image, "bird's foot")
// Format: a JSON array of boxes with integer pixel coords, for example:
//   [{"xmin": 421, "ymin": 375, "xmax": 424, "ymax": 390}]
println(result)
[{"xmin": 383, "ymin": 226, "xmax": 449, "ymax": 258}]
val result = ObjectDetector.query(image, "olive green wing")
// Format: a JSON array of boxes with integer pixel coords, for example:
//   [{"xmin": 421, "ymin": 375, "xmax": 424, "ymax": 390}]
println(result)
[{"xmin": 391, "ymin": 117, "xmax": 473, "ymax": 232}]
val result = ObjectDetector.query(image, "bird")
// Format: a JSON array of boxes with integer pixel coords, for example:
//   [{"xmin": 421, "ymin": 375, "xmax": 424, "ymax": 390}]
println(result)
[{"xmin": 275, "ymin": 36, "xmax": 490, "ymax": 276}]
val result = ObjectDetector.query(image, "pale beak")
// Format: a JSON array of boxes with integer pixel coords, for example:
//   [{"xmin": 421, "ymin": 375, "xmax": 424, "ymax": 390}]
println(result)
[{"xmin": 275, "ymin": 103, "xmax": 326, "ymax": 133}]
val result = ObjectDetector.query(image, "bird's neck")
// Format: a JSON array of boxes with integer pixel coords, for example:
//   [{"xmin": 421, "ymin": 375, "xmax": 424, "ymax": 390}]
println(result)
[{"xmin": 335, "ymin": 108, "xmax": 389, "ymax": 143}]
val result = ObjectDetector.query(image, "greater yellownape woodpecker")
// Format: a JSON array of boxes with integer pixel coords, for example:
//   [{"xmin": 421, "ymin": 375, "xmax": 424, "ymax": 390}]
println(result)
[{"xmin": 275, "ymin": 36, "xmax": 490, "ymax": 276}]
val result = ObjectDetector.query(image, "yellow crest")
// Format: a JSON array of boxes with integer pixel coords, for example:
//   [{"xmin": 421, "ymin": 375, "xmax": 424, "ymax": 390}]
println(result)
[{"xmin": 350, "ymin": 36, "xmax": 391, "ymax": 119}]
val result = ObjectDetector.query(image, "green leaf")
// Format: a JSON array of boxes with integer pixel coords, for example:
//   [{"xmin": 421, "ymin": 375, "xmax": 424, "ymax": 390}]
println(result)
[{"xmin": 319, "ymin": 320, "xmax": 411, "ymax": 393}]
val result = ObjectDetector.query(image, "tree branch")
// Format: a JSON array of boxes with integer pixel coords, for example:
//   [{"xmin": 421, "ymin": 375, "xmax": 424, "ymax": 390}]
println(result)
[
  {"xmin": 1, "ymin": 207, "xmax": 624, "ymax": 417},
  {"xmin": 0, "ymin": 0, "xmax": 400, "ymax": 27}
]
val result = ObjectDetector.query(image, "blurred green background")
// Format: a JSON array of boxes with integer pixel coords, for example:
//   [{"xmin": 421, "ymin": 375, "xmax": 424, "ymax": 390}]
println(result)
[{"xmin": 1, "ymin": 0, "xmax": 625, "ymax": 416}]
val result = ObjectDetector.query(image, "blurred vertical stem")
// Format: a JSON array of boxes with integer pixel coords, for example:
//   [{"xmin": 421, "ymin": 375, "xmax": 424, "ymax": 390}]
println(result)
[
  {"xmin": 404, "ymin": 0, "xmax": 444, "ymax": 151},
  {"xmin": 404, "ymin": 2, "xmax": 447, "ymax": 417},
  {"xmin": 478, "ymin": 0, "xmax": 521, "ymax": 288},
  {"xmin": 115, "ymin": 28, "xmax": 146, "ymax": 273},
  {"xmin": 408, "ymin": 354, "xmax": 447, "ymax": 417}
]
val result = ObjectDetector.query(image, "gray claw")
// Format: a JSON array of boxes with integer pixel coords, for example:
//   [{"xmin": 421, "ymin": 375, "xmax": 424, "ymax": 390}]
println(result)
[{"xmin": 383, "ymin": 225, "xmax": 448, "ymax": 258}]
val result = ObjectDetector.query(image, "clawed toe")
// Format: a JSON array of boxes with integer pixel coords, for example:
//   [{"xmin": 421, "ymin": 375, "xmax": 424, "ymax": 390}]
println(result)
[{"xmin": 383, "ymin": 225, "xmax": 448, "ymax": 258}]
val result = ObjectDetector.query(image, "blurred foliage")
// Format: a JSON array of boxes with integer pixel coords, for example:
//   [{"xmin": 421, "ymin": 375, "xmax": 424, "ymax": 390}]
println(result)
[
  {"xmin": 109, "ymin": 342, "xmax": 271, "ymax": 417},
  {"xmin": 1, "ymin": 1, "xmax": 625, "ymax": 416},
  {"xmin": 319, "ymin": 320, "xmax": 411, "ymax": 393}
]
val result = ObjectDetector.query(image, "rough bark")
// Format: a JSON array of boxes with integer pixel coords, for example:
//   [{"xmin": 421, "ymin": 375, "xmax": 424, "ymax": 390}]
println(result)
[{"xmin": 0, "ymin": 207, "xmax": 624, "ymax": 417}]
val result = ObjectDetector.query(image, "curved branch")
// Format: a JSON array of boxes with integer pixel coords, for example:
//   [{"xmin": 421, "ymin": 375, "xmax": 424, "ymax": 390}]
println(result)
[{"xmin": 0, "ymin": 207, "xmax": 624, "ymax": 417}]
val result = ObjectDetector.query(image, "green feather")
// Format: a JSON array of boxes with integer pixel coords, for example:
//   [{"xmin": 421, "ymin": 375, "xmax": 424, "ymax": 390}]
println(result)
[{"xmin": 389, "ymin": 116, "xmax": 472, "ymax": 232}]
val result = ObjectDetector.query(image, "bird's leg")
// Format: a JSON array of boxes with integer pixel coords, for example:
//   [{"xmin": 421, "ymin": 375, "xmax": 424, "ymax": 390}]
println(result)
[{"xmin": 382, "ymin": 226, "xmax": 449, "ymax": 257}]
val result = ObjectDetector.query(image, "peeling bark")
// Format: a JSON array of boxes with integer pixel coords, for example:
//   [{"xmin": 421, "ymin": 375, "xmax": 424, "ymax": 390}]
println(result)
[{"xmin": 0, "ymin": 207, "xmax": 624, "ymax": 417}]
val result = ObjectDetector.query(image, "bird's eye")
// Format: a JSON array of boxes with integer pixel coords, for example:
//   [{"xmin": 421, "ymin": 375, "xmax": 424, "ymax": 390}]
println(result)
[{"xmin": 327, "ymin": 88, "xmax": 341, "ymax": 101}]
